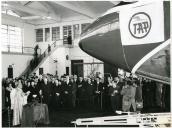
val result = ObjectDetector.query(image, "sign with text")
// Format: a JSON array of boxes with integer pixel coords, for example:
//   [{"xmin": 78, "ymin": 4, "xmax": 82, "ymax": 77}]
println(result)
[{"xmin": 119, "ymin": 2, "xmax": 164, "ymax": 45}]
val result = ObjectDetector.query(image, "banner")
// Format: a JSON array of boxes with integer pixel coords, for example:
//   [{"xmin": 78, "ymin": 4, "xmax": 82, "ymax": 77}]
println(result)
[{"xmin": 119, "ymin": 1, "xmax": 164, "ymax": 46}]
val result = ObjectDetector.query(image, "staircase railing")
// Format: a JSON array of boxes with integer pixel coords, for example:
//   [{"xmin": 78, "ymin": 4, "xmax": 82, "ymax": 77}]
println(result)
[
  {"xmin": 2, "ymin": 45, "xmax": 41, "ymax": 55},
  {"xmin": 20, "ymin": 39, "xmax": 64, "ymax": 77}
]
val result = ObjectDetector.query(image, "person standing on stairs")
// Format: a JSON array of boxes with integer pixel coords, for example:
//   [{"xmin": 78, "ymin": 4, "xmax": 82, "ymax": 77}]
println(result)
[
  {"xmin": 48, "ymin": 44, "xmax": 51, "ymax": 53},
  {"xmin": 34, "ymin": 45, "xmax": 39, "ymax": 65}
]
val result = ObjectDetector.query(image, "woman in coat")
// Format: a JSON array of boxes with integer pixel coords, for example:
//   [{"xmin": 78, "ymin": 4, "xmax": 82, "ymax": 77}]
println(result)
[{"xmin": 121, "ymin": 79, "xmax": 136, "ymax": 112}]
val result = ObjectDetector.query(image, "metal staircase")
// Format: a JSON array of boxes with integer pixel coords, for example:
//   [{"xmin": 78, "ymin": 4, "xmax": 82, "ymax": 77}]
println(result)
[{"xmin": 20, "ymin": 39, "xmax": 64, "ymax": 77}]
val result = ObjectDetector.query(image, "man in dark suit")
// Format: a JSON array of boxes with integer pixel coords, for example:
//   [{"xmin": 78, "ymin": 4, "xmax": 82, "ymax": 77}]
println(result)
[
  {"xmin": 77, "ymin": 77, "xmax": 86, "ymax": 107},
  {"xmin": 73, "ymin": 75, "xmax": 78, "ymax": 84},
  {"xmin": 59, "ymin": 76, "xmax": 66, "ymax": 107},
  {"xmin": 27, "ymin": 80, "xmax": 40, "ymax": 103},
  {"xmin": 62, "ymin": 76, "xmax": 73, "ymax": 108},
  {"xmin": 116, "ymin": 76, "xmax": 124, "ymax": 110},
  {"xmin": 109, "ymin": 79, "xmax": 121, "ymax": 113},
  {"xmin": 51, "ymin": 79, "xmax": 61, "ymax": 109},
  {"xmin": 50, "ymin": 77, "xmax": 57, "ymax": 110},
  {"xmin": 70, "ymin": 77, "xmax": 77, "ymax": 108},
  {"xmin": 86, "ymin": 77, "xmax": 94, "ymax": 108},
  {"xmin": 42, "ymin": 78, "xmax": 51, "ymax": 107},
  {"xmin": 102, "ymin": 77, "xmax": 111, "ymax": 112},
  {"xmin": 93, "ymin": 77, "xmax": 103, "ymax": 108},
  {"xmin": 37, "ymin": 75, "xmax": 44, "ymax": 96}
]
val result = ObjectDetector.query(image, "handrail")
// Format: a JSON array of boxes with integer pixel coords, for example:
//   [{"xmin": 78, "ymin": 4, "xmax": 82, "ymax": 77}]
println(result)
[
  {"xmin": 2, "ymin": 45, "xmax": 41, "ymax": 55},
  {"xmin": 46, "ymin": 39, "xmax": 63, "ymax": 52},
  {"xmin": 2, "ymin": 45, "xmax": 36, "ymax": 49},
  {"xmin": 21, "ymin": 38, "xmax": 76, "ymax": 77},
  {"xmin": 38, "ymin": 39, "xmax": 63, "ymax": 60},
  {"xmin": 22, "ymin": 39, "xmax": 63, "ymax": 76}
]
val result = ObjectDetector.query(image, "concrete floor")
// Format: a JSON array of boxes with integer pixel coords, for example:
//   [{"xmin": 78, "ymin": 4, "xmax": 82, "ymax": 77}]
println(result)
[
  {"xmin": 2, "ymin": 106, "xmax": 112, "ymax": 127},
  {"xmin": 2, "ymin": 105, "xmax": 170, "ymax": 127}
]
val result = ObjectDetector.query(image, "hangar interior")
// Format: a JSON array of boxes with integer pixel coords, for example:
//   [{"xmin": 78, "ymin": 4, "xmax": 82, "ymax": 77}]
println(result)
[{"xmin": 1, "ymin": 1, "xmax": 120, "ymax": 78}]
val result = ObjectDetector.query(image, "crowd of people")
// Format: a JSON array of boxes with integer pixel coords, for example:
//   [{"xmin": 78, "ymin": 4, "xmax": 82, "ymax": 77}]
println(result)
[{"xmin": 2, "ymin": 73, "xmax": 170, "ymax": 126}]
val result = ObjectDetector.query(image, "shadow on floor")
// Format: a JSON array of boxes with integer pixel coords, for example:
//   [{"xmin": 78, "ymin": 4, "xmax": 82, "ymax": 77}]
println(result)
[{"xmin": 2, "ymin": 105, "xmax": 170, "ymax": 127}]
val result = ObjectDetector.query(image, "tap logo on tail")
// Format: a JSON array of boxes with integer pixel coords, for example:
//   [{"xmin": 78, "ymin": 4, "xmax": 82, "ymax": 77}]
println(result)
[{"xmin": 129, "ymin": 12, "xmax": 151, "ymax": 39}]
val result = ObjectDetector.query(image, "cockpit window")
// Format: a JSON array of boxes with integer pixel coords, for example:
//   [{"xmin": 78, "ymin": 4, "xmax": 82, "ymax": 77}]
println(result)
[{"xmin": 82, "ymin": 12, "xmax": 119, "ymax": 35}]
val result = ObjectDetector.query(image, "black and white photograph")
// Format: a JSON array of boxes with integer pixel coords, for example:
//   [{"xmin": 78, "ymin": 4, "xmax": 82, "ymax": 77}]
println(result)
[{"xmin": 1, "ymin": 0, "xmax": 171, "ymax": 127}]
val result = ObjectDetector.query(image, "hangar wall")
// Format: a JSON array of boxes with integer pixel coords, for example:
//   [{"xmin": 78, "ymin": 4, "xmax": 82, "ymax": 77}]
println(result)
[
  {"xmin": 35, "ymin": 47, "xmax": 67, "ymax": 76},
  {"xmin": 1, "ymin": 14, "xmax": 36, "ymax": 78},
  {"xmin": 1, "ymin": 53, "xmax": 33, "ymax": 78}
]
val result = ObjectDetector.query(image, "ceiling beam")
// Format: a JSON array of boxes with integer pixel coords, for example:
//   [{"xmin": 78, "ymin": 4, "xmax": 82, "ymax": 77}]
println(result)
[
  {"xmin": 2, "ymin": 13, "xmax": 24, "ymax": 23},
  {"xmin": 39, "ymin": 1, "xmax": 61, "ymax": 21},
  {"xmin": 53, "ymin": 1, "xmax": 96, "ymax": 19},
  {"xmin": 24, "ymin": 1, "xmax": 34, "ymax": 6},
  {"xmin": 4, "ymin": 2, "xmax": 49, "ymax": 18},
  {"xmin": 21, "ymin": 16, "xmax": 41, "ymax": 20},
  {"xmin": 1, "ymin": 13, "xmax": 36, "ymax": 25}
]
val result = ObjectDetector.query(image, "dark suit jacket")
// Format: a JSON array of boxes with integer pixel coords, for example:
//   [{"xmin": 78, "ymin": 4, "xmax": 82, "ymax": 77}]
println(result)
[
  {"xmin": 72, "ymin": 81, "xmax": 77, "ymax": 95},
  {"xmin": 86, "ymin": 82, "xmax": 94, "ymax": 97},
  {"xmin": 93, "ymin": 82, "xmax": 103, "ymax": 94},
  {"xmin": 108, "ymin": 86, "xmax": 120, "ymax": 96}
]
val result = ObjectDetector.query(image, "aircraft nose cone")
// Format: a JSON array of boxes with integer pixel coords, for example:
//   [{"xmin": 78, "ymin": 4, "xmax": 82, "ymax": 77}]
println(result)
[
  {"xmin": 79, "ymin": 41, "xmax": 84, "ymax": 51},
  {"xmin": 79, "ymin": 23, "xmax": 129, "ymax": 71}
]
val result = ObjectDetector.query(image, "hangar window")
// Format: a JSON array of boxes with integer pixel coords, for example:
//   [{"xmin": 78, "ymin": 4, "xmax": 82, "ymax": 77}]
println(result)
[
  {"xmin": 36, "ymin": 29, "xmax": 43, "ymax": 42},
  {"xmin": 52, "ymin": 27, "xmax": 60, "ymax": 41},
  {"xmin": 45, "ymin": 28, "xmax": 50, "ymax": 42},
  {"xmin": 63, "ymin": 25, "xmax": 72, "ymax": 44},
  {"xmin": 82, "ymin": 12, "xmax": 118, "ymax": 35},
  {"xmin": 1, "ymin": 24, "xmax": 23, "ymax": 53},
  {"xmin": 1, "ymin": 25, "xmax": 8, "ymax": 48},
  {"xmin": 73, "ymin": 24, "xmax": 80, "ymax": 39}
]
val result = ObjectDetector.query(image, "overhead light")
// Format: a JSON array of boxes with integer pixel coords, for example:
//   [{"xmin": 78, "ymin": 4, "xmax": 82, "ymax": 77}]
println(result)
[
  {"xmin": 21, "ymin": 16, "xmax": 41, "ymax": 20},
  {"xmin": 42, "ymin": 16, "xmax": 46, "ymax": 20},
  {"xmin": 46, "ymin": 16, "xmax": 52, "ymax": 19},
  {"xmin": 42, "ymin": 16, "xmax": 52, "ymax": 20}
]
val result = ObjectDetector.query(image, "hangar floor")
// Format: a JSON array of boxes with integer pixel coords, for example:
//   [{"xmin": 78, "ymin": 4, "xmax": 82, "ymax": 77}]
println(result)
[
  {"xmin": 2, "ymin": 107, "xmax": 110, "ymax": 127},
  {"xmin": 2, "ymin": 106, "xmax": 168, "ymax": 127}
]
